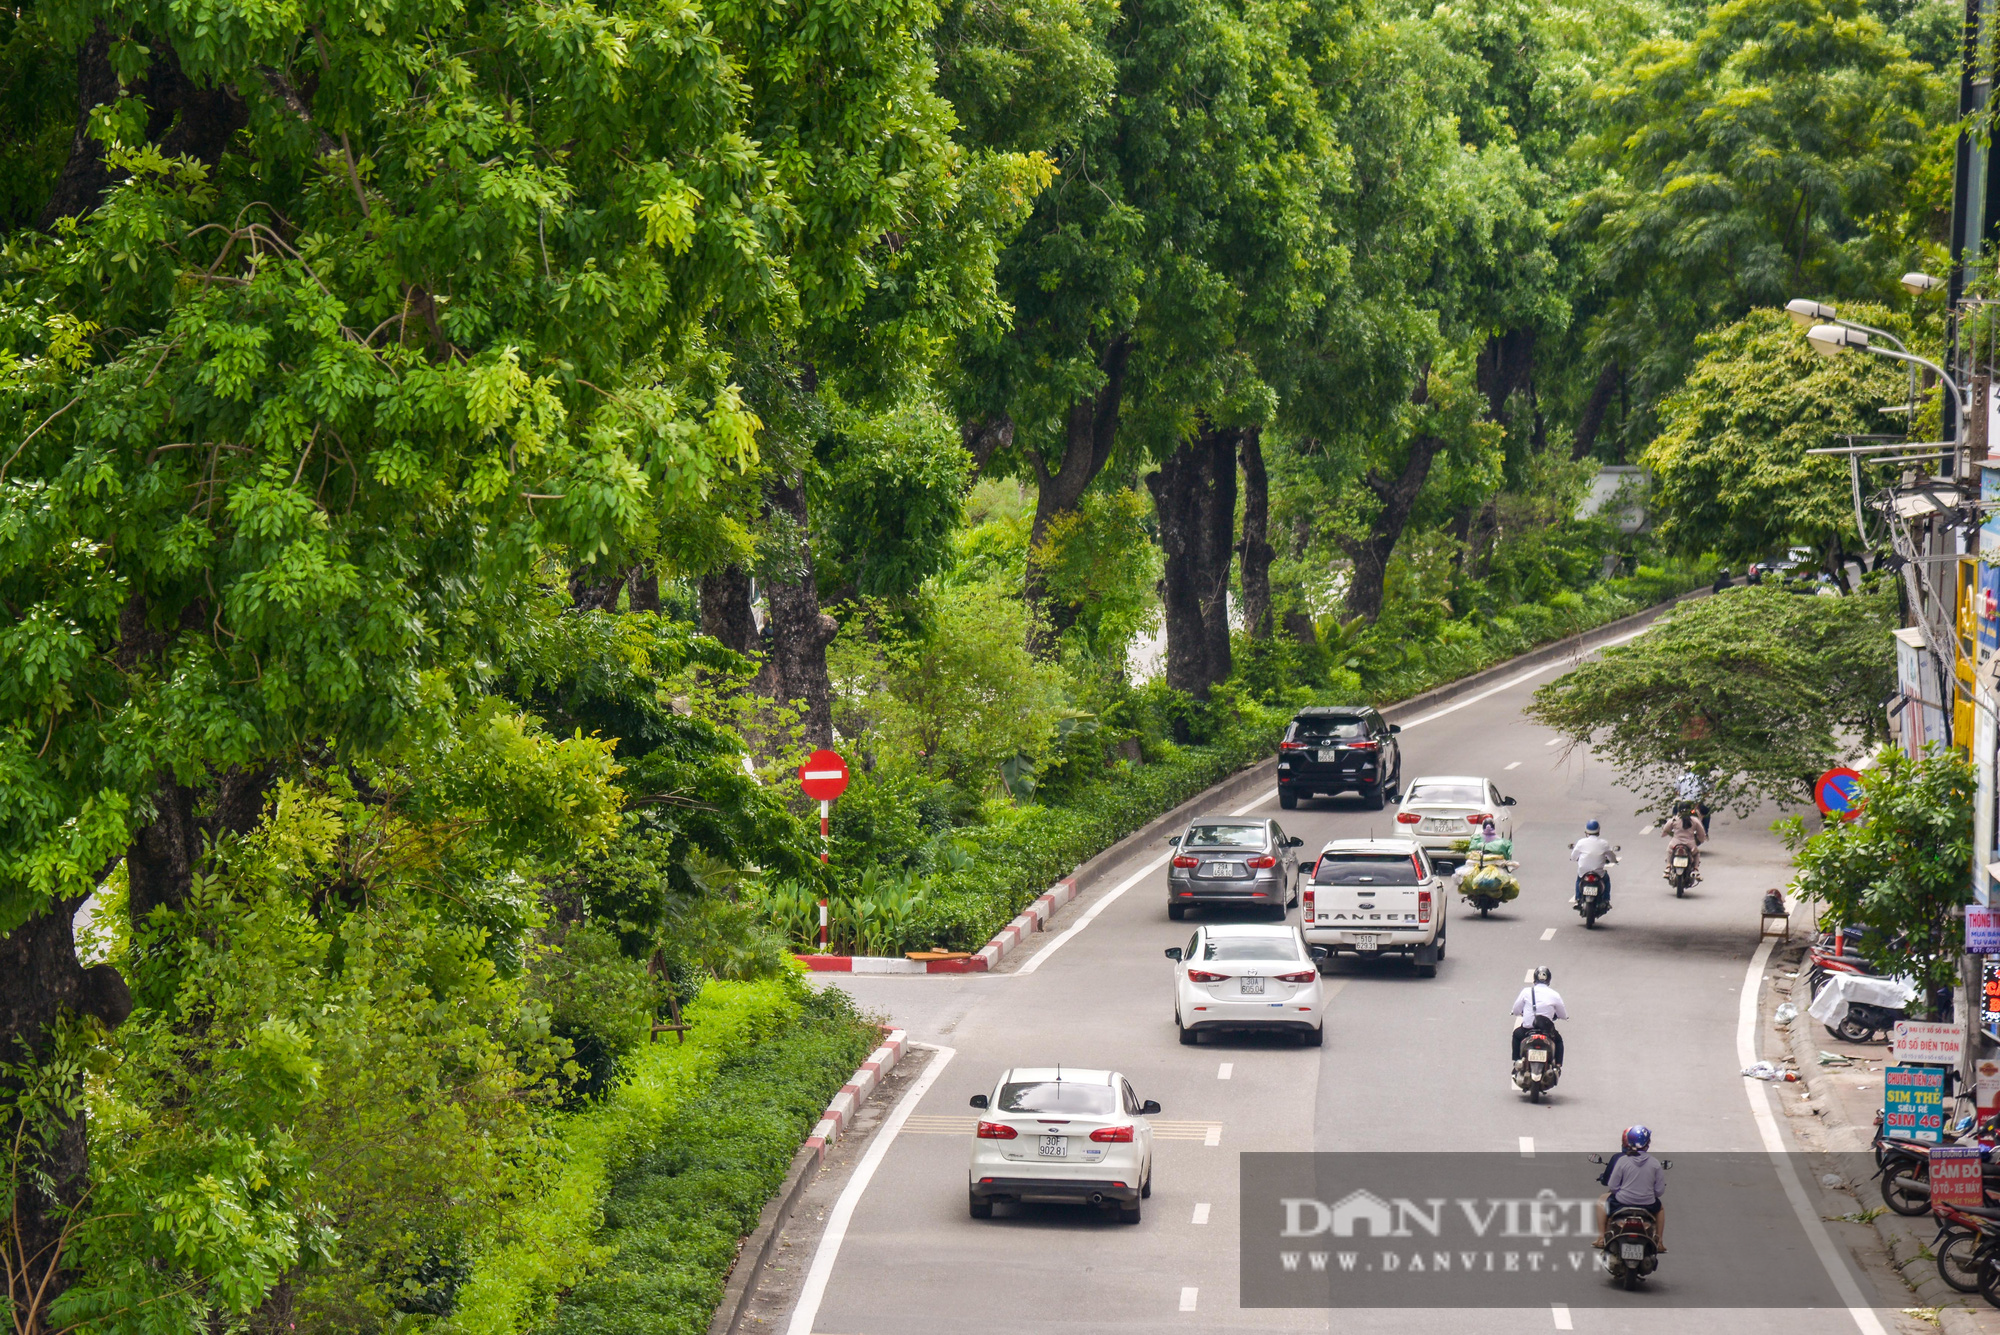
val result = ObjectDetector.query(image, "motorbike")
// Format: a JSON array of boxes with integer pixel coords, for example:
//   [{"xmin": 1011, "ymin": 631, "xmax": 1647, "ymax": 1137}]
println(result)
[
  {"xmin": 1589, "ymin": 1154, "xmax": 1670, "ymax": 1290},
  {"xmin": 1826, "ymin": 996, "xmax": 1908, "ymax": 1044},
  {"xmin": 1572, "ymin": 847, "xmax": 1619, "ymax": 928},
  {"xmin": 1929, "ymin": 1198, "xmax": 2000, "ymax": 1294},
  {"xmin": 1874, "ymin": 1103, "xmax": 1992, "ymax": 1216},
  {"xmin": 1512, "ymin": 1022, "xmax": 1560, "ymax": 1101},
  {"xmin": 1458, "ymin": 844, "xmax": 1520, "ymax": 916},
  {"xmin": 1664, "ymin": 844, "xmax": 1698, "ymax": 897}
]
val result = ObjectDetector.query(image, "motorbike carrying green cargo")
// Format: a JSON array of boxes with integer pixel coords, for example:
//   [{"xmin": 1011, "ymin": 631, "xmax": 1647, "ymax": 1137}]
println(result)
[{"xmin": 1455, "ymin": 835, "xmax": 1519, "ymax": 915}]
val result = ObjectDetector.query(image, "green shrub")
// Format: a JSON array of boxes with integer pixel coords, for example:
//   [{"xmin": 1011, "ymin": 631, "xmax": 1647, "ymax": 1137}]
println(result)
[{"xmin": 542, "ymin": 987, "xmax": 878, "ymax": 1335}]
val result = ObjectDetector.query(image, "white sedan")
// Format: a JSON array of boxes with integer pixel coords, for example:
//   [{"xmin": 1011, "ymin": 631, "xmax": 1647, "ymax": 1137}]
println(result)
[
  {"xmin": 967, "ymin": 1067, "xmax": 1159, "ymax": 1222},
  {"xmin": 1392, "ymin": 774, "xmax": 1517, "ymax": 869},
  {"xmin": 1167, "ymin": 922, "xmax": 1327, "ymax": 1046}
]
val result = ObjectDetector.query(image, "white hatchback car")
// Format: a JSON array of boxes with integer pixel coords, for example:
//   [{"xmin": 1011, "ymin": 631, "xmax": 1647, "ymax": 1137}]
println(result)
[
  {"xmin": 967, "ymin": 1068, "xmax": 1160, "ymax": 1221},
  {"xmin": 1167, "ymin": 922, "xmax": 1327, "ymax": 1045},
  {"xmin": 1392, "ymin": 774, "xmax": 1517, "ymax": 869}
]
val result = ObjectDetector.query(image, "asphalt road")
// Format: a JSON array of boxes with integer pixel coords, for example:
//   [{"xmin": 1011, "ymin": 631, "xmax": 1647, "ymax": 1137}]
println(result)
[{"xmin": 795, "ymin": 657, "xmax": 1890, "ymax": 1335}]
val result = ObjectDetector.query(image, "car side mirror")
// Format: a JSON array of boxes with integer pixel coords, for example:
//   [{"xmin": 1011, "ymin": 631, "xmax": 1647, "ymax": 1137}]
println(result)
[
  {"xmin": 1289, "ymin": 836, "xmax": 1304, "ymax": 847},
  {"xmin": 1140, "ymin": 1099, "xmax": 1162, "ymax": 1115},
  {"xmin": 1164, "ymin": 947, "xmax": 1184, "ymax": 962},
  {"xmin": 1502, "ymin": 796, "xmax": 1517, "ymax": 806},
  {"xmin": 1308, "ymin": 945, "xmax": 1330, "ymax": 960},
  {"xmin": 1588, "ymin": 1154, "xmax": 1605, "ymax": 1165},
  {"xmin": 1388, "ymin": 723, "xmax": 1401, "ymax": 734},
  {"xmin": 1168, "ymin": 835, "xmax": 1181, "ymax": 845},
  {"xmin": 1661, "ymin": 1159, "xmax": 1673, "ymax": 1170},
  {"xmin": 970, "ymin": 1094, "xmax": 989, "ymax": 1109}
]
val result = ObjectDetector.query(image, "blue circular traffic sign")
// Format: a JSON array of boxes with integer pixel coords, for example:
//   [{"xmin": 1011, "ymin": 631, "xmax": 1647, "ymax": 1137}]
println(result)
[{"xmin": 1815, "ymin": 767, "xmax": 1864, "ymax": 820}]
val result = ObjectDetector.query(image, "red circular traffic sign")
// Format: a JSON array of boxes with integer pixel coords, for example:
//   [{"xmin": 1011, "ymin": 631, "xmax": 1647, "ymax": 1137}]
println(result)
[
  {"xmin": 799, "ymin": 749, "xmax": 850, "ymax": 801},
  {"xmin": 1814, "ymin": 766, "xmax": 1864, "ymax": 820}
]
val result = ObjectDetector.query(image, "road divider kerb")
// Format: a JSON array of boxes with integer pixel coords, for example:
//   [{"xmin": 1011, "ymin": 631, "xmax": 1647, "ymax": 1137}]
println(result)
[
  {"xmin": 803, "ymin": 1027, "xmax": 908, "ymax": 1160},
  {"xmin": 793, "ymin": 878, "xmax": 1080, "ymax": 974}
]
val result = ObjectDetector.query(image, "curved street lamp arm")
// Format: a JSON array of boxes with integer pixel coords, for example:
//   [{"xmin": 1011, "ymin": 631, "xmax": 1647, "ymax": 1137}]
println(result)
[{"xmin": 1866, "ymin": 345, "xmax": 1968, "ymax": 414}]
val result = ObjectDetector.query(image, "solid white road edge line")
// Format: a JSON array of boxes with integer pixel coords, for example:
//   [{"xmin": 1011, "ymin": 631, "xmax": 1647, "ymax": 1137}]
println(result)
[
  {"xmin": 1398, "ymin": 624, "xmax": 1650, "ymax": 732},
  {"xmin": 784, "ymin": 1042, "xmax": 957, "ymax": 1335},
  {"xmin": 1735, "ymin": 938, "xmax": 1886, "ymax": 1335},
  {"xmin": 1016, "ymin": 792, "xmax": 1265, "ymax": 976}
]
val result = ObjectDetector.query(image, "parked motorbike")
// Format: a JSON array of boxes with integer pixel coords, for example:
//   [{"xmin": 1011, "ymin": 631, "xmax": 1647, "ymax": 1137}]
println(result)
[
  {"xmin": 1929, "ymin": 1198, "xmax": 2000, "ymax": 1293},
  {"xmin": 1589, "ymin": 1154, "xmax": 1670, "ymax": 1290},
  {"xmin": 1874, "ymin": 1103, "xmax": 1991, "ymax": 1216},
  {"xmin": 1664, "ymin": 845, "xmax": 1698, "ymax": 897},
  {"xmin": 1573, "ymin": 847, "xmax": 1619, "ymax": 928},
  {"xmin": 1827, "ymin": 997, "xmax": 1908, "ymax": 1044},
  {"xmin": 1512, "ymin": 1021, "xmax": 1561, "ymax": 1101}
]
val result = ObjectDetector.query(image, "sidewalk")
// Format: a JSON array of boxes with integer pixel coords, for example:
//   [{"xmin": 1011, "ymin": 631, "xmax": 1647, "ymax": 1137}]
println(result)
[{"xmin": 1763, "ymin": 940, "xmax": 2000, "ymax": 1334}]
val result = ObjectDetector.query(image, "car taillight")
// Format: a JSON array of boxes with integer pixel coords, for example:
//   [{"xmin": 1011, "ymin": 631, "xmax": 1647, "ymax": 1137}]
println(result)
[
  {"xmin": 1345, "ymin": 740, "xmax": 1379, "ymax": 751},
  {"xmin": 1396, "ymin": 811, "xmax": 1421, "ymax": 824},
  {"xmin": 1303, "ymin": 889, "xmax": 1315, "ymax": 913},
  {"xmin": 1466, "ymin": 813, "xmax": 1493, "ymax": 825},
  {"xmin": 1172, "ymin": 855, "xmax": 1199, "ymax": 868},
  {"xmin": 1247, "ymin": 854, "xmax": 1276, "ymax": 868},
  {"xmin": 1279, "ymin": 740, "xmax": 1305, "ymax": 750},
  {"xmin": 1187, "ymin": 969, "xmax": 1228, "ymax": 983},
  {"xmin": 1418, "ymin": 890, "xmax": 1432, "ymax": 924},
  {"xmin": 1089, "ymin": 1125, "xmax": 1135, "ymax": 1143},
  {"xmin": 976, "ymin": 1121, "xmax": 1018, "ymax": 1140},
  {"xmin": 1276, "ymin": 969, "xmax": 1315, "ymax": 983}
]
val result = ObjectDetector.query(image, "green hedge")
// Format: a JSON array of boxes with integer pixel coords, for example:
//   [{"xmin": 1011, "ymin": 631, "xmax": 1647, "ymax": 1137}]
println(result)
[
  {"xmin": 541, "ymin": 987, "xmax": 880, "ymax": 1335},
  {"xmin": 447, "ymin": 976, "xmax": 819, "ymax": 1335}
]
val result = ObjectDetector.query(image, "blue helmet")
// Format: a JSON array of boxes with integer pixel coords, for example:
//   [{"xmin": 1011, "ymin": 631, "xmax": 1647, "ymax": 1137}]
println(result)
[
  {"xmin": 1585, "ymin": 819, "xmax": 1601, "ymax": 834},
  {"xmin": 1622, "ymin": 1125, "xmax": 1652, "ymax": 1152}
]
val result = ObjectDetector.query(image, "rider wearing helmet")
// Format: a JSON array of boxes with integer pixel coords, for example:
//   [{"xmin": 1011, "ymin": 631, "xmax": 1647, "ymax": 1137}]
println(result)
[
  {"xmin": 1570, "ymin": 820, "xmax": 1615, "ymax": 908},
  {"xmin": 1510, "ymin": 965, "xmax": 1567, "ymax": 1066},
  {"xmin": 1661, "ymin": 802, "xmax": 1707, "ymax": 876},
  {"xmin": 1596, "ymin": 1125, "xmax": 1667, "ymax": 1252}
]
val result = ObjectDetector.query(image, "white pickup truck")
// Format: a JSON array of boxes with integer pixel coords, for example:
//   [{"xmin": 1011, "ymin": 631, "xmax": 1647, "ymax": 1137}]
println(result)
[{"xmin": 1299, "ymin": 838, "xmax": 1447, "ymax": 978}]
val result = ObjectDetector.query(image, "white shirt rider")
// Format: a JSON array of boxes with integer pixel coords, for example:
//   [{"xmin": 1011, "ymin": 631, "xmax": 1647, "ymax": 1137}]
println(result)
[
  {"xmin": 1512, "ymin": 983, "xmax": 1569, "ymax": 1023},
  {"xmin": 1571, "ymin": 834, "xmax": 1614, "ymax": 874},
  {"xmin": 1676, "ymin": 769, "xmax": 1705, "ymax": 804}
]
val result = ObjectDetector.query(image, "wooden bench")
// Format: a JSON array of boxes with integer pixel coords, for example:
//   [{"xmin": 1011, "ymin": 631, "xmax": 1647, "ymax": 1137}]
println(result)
[{"xmin": 1759, "ymin": 893, "xmax": 1790, "ymax": 940}]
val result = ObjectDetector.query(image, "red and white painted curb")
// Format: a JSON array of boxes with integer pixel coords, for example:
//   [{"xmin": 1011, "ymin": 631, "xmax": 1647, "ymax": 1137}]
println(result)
[
  {"xmin": 794, "ymin": 877, "xmax": 1078, "ymax": 974},
  {"xmin": 803, "ymin": 1027, "xmax": 908, "ymax": 1166}
]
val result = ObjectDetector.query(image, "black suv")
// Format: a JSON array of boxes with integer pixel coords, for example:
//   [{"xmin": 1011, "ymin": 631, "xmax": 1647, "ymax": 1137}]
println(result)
[{"xmin": 1276, "ymin": 707, "xmax": 1401, "ymax": 811}]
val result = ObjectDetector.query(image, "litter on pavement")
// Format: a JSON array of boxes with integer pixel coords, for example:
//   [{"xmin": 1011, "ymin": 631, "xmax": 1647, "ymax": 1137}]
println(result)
[
  {"xmin": 1775, "ymin": 1002, "xmax": 1798, "ymax": 1024},
  {"xmin": 1741, "ymin": 1061, "xmax": 1800, "ymax": 1081}
]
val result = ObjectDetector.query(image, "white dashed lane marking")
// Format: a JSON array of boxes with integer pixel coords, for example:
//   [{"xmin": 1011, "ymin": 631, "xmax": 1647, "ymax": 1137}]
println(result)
[
  {"xmin": 1541, "ymin": 927, "xmax": 1557, "ymax": 941},
  {"xmin": 1519, "ymin": 1136, "xmax": 1535, "ymax": 1157},
  {"xmin": 1192, "ymin": 1203, "xmax": 1211, "ymax": 1225},
  {"xmin": 1544, "ymin": 737, "xmax": 1561, "ymax": 746},
  {"xmin": 1217, "ymin": 1062, "xmax": 1233, "ymax": 1080},
  {"xmin": 1505, "ymin": 761, "xmax": 1521, "ymax": 770},
  {"xmin": 1203, "ymin": 1124, "xmax": 1222, "ymax": 1146},
  {"xmin": 1552, "ymin": 1302, "xmax": 1574, "ymax": 1330},
  {"xmin": 1180, "ymin": 1287, "xmax": 1199, "ymax": 1312}
]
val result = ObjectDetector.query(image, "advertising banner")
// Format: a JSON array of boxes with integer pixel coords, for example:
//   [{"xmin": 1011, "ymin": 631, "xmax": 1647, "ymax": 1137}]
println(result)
[
  {"xmin": 1886, "ymin": 1065, "xmax": 1948, "ymax": 1143},
  {"xmin": 1929, "ymin": 1146, "xmax": 1985, "ymax": 1210},
  {"xmin": 1970, "ymin": 906, "xmax": 2000, "ymax": 953},
  {"xmin": 1892, "ymin": 1020, "xmax": 1965, "ymax": 1066}
]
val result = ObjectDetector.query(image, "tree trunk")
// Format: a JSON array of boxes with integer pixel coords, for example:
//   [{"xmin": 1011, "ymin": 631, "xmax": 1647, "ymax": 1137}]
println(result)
[
  {"xmin": 627, "ymin": 565, "xmax": 660, "ymax": 613},
  {"xmin": 568, "ymin": 568, "xmax": 624, "ymax": 612},
  {"xmin": 39, "ymin": 28, "xmax": 249, "ymax": 230},
  {"xmin": 1024, "ymin": 336, "xmax": 1131, "ymax": 653},
  {"xmin": 700, "ymin": 565, "xmax": 759, "ymax": 657},
  {"xmin": 1475, "ymin": 329, "xmax": 1535, "ymax": 428},
  {"xmin": 756, "ymin": 474, "xmax": 837, "ymax": 745},
  {"xmin": 1341, "ymin": 369, "xmax": 1443, "ymax": 623},
  {"xmin": 2, "ymin": 901, "xmax": 132, "ymax": 1329},
  {"xmin": 1147, "ymin": 423, "xmax": 1239, "ymax": 699},
  {"xmin": 962, "ymin": 414, "xmax": 1014, "ymax": 485},
  {"xmin": 1572, "ymin": 360, "xmax": 1621, "ymax": 462},
  {"xmin": 1237, "ymin": 427, "xmax": 1274, "ymax": 639}
]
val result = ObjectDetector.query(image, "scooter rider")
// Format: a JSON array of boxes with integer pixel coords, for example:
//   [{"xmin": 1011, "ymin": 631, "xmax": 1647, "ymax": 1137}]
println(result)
[
  {"xmin": 1660, "ymin": 803, "xmax": 1706, "ymax": 875},
  {"xmin": 1511, "ymin": 966, "xmax": 1567, "ymax": 1066},
  {"xmin": 1571, "ymin": 820, "xmax": 1616, "ymax": 908},
  {"xmin": 1675, "ymin": 766, "xmax": 1711, "ymax": 824},
  {"xmin": 1596, "ymin": 1125, "xmax": 1667, "ymax": 1252}
]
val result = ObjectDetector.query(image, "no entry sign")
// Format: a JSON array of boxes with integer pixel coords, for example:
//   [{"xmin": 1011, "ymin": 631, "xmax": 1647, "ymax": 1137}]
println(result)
[
  {"xmin": 1815, "ymin": 767, "xmax": 1864, "ymax": 820},
  {"xmin": 798, "ymin": 749, "xmax": 850, "ymax": 802}
]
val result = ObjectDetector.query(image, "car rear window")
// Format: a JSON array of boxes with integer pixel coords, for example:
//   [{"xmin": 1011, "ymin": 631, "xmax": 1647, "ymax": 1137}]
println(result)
[
  {"xmin": 1201, "ymin": 935, "xmax": 1304, "ymax": 962},
  {"xmin": 1294, "ymin": 717, "xmax": 1367, "ymax": 742},
  {"xmin": 997, "ymin": 1081, "xmax": 1118, "ymax": 1115},
  {"xmin": 1184, "ymin": 823, "xmax": 1265, "ymax": 848},
  {"xmin": 1313, "ymin": 853, "xmax": 1423, "ymax": 886},
  {"xmin": 1406, "ymin": 782, "xmax": 1485, "ymax": 804}
]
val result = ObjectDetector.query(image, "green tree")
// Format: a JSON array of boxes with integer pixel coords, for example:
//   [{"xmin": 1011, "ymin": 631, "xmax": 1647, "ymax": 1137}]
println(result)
[
  {"xmin": 1570, "ymin": 0, "xmax": 1947, "ymax": 449},
  {"xmin": 1526, "ymin": 584, "xmax": 1897, "ymax": 812},
  {"xmin": 1783, "ymin": 745, "xmax": 1972, "ymax": 1010},
  {"xmin": 1641, "ymin": 305, "xmax": 1912, "ymax": 567}
]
